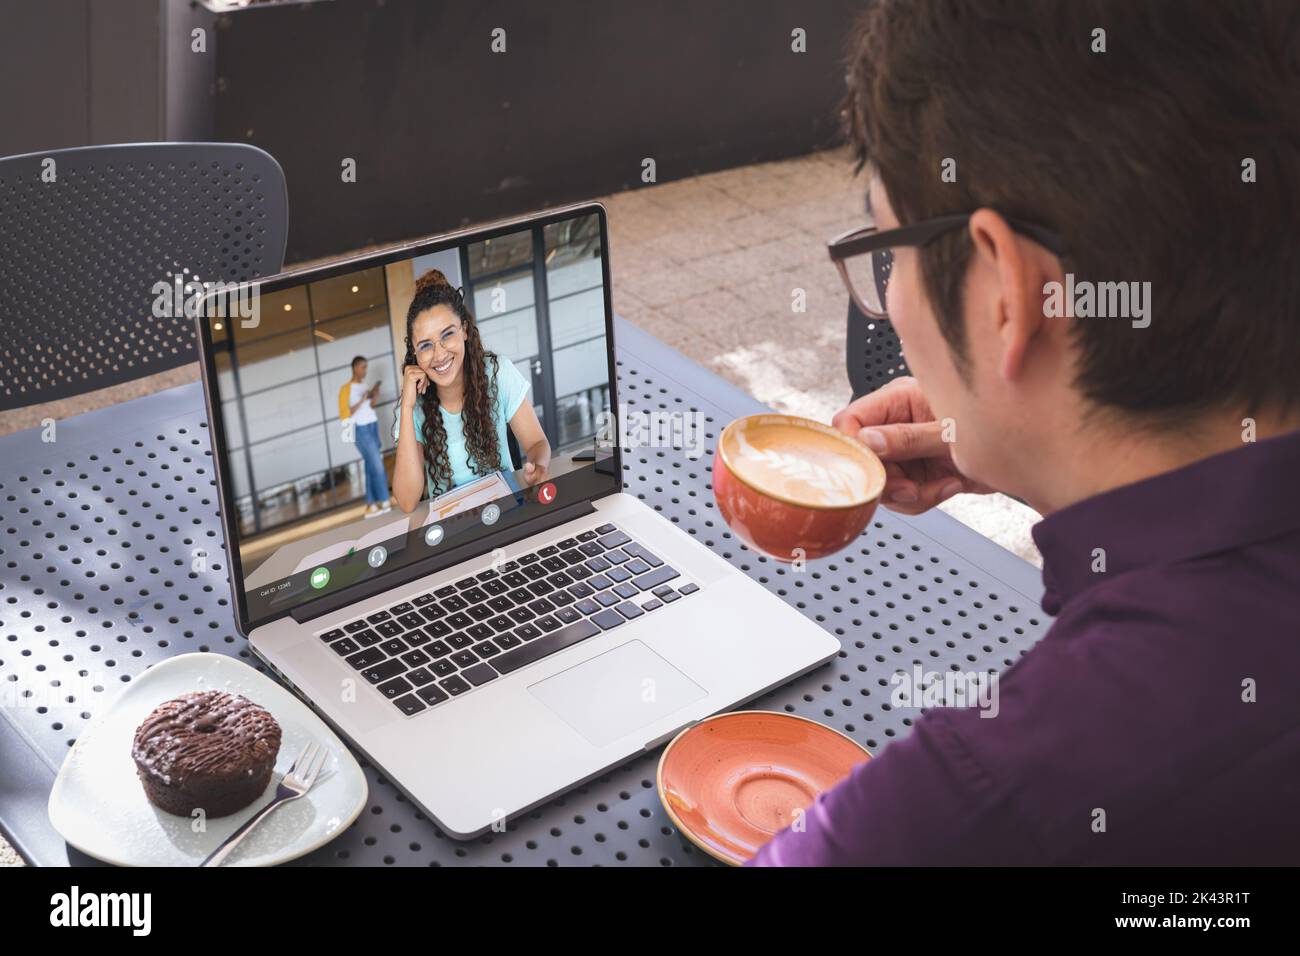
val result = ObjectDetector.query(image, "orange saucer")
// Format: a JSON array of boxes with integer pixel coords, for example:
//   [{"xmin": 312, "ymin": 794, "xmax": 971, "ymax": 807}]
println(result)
[{"xmin": 656, "ymin": 711, "xmax": 870, "ymax": 866}]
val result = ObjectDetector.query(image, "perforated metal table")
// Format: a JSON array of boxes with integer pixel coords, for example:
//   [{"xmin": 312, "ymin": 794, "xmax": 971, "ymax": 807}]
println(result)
[{"xmin": 0, "ymin": 318, "xmax": 1049, "ymax": 866}]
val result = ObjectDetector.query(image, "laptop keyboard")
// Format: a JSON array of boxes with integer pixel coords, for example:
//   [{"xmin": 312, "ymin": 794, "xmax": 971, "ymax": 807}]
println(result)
[{"xmin": 313, "ymin": 522, "xmax": 701, "ymax": 717}]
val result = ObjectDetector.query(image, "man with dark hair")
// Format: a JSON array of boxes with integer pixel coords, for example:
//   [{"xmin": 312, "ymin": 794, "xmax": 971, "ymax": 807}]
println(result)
[
  {"xmin": 749, "ymin": 0, "xmax": 1300, "ymax": 865},
  {"xmin": 340, "ymin": 355, "xmax": 389, "ymax": 517}
]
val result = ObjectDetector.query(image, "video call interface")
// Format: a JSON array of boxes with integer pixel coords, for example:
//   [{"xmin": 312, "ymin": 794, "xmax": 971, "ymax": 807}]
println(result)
[{"xmin": 206, "ymin": 211, "xmax": 618, "ymax": 625}]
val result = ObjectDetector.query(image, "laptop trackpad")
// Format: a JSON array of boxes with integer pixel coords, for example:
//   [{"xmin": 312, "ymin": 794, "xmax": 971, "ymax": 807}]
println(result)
[{"xmin": 528, "ymin": 640, "xmax": 707, "ymax": 748}]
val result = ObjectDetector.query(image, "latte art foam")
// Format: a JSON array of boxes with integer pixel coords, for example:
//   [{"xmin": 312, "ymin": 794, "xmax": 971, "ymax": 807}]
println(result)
[{"xmin": 728, "ymin": 420, "xmax": 880, "ymax": 507}]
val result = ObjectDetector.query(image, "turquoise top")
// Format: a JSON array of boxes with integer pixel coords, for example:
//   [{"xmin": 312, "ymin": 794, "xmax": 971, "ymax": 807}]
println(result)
[{"xmin": 392, "ymin": 356, "xmax": 530, "ymax": 497}]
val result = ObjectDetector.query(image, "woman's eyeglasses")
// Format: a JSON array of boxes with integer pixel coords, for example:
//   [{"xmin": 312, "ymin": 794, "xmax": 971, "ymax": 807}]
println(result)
[
  {"xmin": 827, "ymin": 213, "xmax": 1066, "ymax": 319},
  {"xmin": 416, "ymin": 324, "xmax": 463, "ymax": 355}
]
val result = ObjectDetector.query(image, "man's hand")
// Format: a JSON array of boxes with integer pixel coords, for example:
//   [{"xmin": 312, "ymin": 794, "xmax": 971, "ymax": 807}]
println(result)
[{"xmin": 831, "ymin": 376, "xmax": 993, "ymax": 515}]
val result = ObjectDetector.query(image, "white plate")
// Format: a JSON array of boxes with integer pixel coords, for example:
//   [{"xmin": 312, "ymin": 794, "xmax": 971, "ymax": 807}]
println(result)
[{"xmin": 48, "ymin": 652, "xmax": 368, "ymax": 866}]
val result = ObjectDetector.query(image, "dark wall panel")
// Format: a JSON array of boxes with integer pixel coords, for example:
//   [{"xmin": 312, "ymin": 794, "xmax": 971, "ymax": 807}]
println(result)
[
  {"xmin": 1, "ymin": 1, "xmax": 861, "ymax": 262},
  {"xmin": 0, "ymin": 0, "xmax": 90, "ymax": 154},
  {"xmin": 213, "ymin": 1, "xmax": 862, "ymax": 262},
  {"xmin": 87, "ymin": 0, "xmax": 162, "ymax": 144},
  {"xmin": 0, "ymin": 0, "xmax": 163, "ymax": 156}
]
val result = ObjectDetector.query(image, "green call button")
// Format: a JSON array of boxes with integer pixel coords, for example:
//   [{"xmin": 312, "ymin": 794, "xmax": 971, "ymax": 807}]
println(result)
[{"xmin": 310, "ymin": 567, "xmax": 330, "ymax": 589}]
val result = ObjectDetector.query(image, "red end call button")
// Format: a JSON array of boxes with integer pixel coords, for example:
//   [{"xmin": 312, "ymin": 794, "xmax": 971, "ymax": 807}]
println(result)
[{"xmin": 538, "ymin": 482, "xmax": 557, "ymax": 505}]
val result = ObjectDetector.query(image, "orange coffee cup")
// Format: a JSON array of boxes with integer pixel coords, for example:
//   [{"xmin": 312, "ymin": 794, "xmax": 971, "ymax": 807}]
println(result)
[{"xmin": 712, "ymin": 413, "xmax": 885, "ymax": 562}]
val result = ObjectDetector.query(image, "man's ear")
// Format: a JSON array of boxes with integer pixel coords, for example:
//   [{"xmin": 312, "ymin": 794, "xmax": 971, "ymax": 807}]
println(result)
[{"xmin": 967, "ymin": 209, "xmax": 1047, "ymax": 383}]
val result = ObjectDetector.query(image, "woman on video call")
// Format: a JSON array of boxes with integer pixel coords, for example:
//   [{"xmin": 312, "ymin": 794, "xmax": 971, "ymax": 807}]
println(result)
[{"xmin": 392, "ymin": 269, "xmax": 551, "ymax": 513}]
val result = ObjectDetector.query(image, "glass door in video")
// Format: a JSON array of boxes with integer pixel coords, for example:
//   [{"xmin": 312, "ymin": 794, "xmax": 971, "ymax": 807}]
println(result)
[
  {"xmin": 462, "ymin": 212, "xmax": 609, "ymax": 459},
  {"xmin": 210, "ymin": 267, "xmax": 398, "ymax": 537}
]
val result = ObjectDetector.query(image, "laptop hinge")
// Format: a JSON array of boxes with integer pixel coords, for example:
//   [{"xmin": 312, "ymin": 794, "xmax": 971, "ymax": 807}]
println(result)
[{"xmin": 288, "ymin": 498, "xmax": 597, "ymax": 626}]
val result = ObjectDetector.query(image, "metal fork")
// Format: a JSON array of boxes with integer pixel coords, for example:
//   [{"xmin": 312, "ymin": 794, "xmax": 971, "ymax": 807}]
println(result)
[{"xmin": 200, "ymin": 741, "xmax": 327, "ymax": 867}]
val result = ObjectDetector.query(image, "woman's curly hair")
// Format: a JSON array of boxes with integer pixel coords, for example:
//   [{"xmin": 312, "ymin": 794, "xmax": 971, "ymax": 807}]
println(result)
[{"xmin": 403, "ymin": 269, "xmax": 502, "ymax": 496}]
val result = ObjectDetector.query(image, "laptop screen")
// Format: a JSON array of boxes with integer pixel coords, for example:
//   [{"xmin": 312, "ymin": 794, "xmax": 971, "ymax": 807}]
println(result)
[{"xmin": 199, "ymin": 205, "xmax": 620, "ymax": 629}]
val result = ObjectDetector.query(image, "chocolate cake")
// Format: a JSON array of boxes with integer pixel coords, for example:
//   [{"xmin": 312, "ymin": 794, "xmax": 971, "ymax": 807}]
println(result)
[{"xmin": 131, "ymin": 690, "xmax": 282, "ymax": 818}]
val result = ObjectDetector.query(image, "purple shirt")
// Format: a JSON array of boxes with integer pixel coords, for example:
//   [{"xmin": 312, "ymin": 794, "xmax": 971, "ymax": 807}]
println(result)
[{"xmin": 748, "ymin": 429, "xmax": 1300, "ymax": 865}]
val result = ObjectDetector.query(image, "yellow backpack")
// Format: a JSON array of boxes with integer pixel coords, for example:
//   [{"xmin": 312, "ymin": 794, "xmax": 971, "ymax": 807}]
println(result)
[{"xmin": 338, "ymin": 382, "xmax": 352, "ymax": 421}]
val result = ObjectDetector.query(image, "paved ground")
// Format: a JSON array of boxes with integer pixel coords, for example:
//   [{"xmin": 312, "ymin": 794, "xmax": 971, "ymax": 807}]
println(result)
[{"xmin": 0, "ymin": 148, "xmax": 1039, "ymax": 866}]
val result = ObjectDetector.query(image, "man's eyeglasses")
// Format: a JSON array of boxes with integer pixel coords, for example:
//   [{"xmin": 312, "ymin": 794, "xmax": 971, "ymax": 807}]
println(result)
[{"xmin": 827, "ymin": 213, "xmax": 1066, "ymax": 319}]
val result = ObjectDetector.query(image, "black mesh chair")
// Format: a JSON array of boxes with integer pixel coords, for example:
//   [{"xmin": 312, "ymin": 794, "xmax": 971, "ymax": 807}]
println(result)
[
  {"xmin": 843, "ymin": 243, "xmax": 909, "ymax": 399},
  {"xmin": 845, "ymin": 298, "xmax": 909, "ymax": 400},
  {"xmin": 0, "ymin": 142, "xmax": 289, "ymax": 410},
  {"xmin": 0, "ymin": 143, "xmax": 288, "ymax": 862}
]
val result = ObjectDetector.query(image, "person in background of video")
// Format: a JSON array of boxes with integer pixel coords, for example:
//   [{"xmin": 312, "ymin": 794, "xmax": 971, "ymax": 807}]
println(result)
[
  {"xmin": 392, "ymin": 269, "xmax": 551, "ymax": 513},
  {"xmin": 340, "ymin": 355, "xmax": 390, "ymax": 517}
]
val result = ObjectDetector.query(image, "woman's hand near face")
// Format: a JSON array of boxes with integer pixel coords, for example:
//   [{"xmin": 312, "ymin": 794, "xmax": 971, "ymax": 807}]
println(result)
[
  {"xmin": 401, "ymin": 364, "xmax": 428, "ymax": 409},
  {"xmin": 831, "ymin": 376, "xmax": 994, "ymax": 514},
  {"xmin": 393, "ymin": 366, "xmax": 432, "ymax": 513}
]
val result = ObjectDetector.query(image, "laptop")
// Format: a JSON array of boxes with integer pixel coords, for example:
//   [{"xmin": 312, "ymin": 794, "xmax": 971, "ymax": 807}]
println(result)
[{"xmin": 194, "ymin": 201, "xmax": 840, "ymax": 838}]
